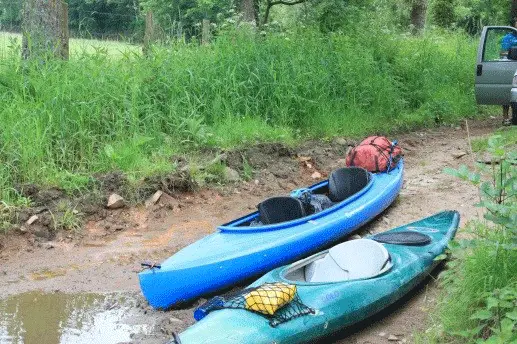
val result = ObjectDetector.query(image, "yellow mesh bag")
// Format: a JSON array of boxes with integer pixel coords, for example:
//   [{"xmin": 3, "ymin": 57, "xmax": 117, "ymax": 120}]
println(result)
[{"xmin": 244, "ymin": 282, "xmax": 297, "ymax": 315}]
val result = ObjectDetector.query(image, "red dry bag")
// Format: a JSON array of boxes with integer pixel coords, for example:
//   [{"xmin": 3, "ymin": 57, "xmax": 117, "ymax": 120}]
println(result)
[{"xmin": 346, "ymin": 136, "xmax": 402, "ymax": 172}]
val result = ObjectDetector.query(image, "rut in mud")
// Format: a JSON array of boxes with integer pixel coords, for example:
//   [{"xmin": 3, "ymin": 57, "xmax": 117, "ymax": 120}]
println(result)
[{"xmin": 0, "ymin": 119, "xmax": 500, "ymax": 344}]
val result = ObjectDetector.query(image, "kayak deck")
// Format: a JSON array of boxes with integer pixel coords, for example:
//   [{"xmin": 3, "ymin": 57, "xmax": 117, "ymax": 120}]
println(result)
[{"xmin": 178, "ymin": 211, "xmax": 460, "ymax": 344}]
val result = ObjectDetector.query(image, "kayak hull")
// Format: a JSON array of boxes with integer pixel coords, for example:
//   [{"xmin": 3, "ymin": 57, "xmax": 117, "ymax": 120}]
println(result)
[
  {"xmin": 139, "ymin": 161, "xmax": 404, "ymax": 309},
  {"xmin": 179, "ymin": 210, "xmax": 460, "ymax": 344}
]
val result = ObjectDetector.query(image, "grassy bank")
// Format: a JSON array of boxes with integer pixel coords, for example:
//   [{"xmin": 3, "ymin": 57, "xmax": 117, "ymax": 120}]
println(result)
[
  {"xmin": 420, "ymin": 135, "xmax": 517, "ymax": 343},
  {"xmin": 0, "ymin": 28, "xmax": 479, "ymax": 202}
]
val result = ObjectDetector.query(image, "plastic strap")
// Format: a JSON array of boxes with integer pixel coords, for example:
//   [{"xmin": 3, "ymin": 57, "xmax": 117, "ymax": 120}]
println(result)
[{"xmin": 386, "ymin": 140, "xmax": 398, "ymax": 173}]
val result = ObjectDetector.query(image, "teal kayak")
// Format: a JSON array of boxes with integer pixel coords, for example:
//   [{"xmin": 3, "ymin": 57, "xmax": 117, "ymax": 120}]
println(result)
[{"xmin": 176, "ymin": 210, "xmax": 460, "ymax": 344}]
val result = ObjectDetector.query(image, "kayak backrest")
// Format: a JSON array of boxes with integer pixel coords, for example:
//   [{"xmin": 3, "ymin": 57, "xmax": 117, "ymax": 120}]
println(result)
[
  {"xmin": 258, "ymin": 197, "xmax": 307, "ymax": 225},
  {"xmin": 328, "ymin": 167, "xmax": 370, "ymax": 203},
  {"xmin": 305, "ymin": 239, "xmax": 390, "ymax": 282}
]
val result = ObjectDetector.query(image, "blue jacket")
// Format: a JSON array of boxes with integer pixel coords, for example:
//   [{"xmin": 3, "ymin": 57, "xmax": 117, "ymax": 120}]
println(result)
[{"xmin": 501, "ymin": 32, "xmax": 517, "ymax": 50}]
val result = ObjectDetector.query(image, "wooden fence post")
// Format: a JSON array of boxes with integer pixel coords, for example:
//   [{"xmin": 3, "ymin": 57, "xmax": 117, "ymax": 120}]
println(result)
[
  {"xmin": 22, "ymin": 0, "xmax": 69, "ymax": 60},
  {"xmin": 143, "ymin": 11, "xmax": 154, "ymax": 56},
  {"xmin": 201, "ymin": 19, "xmax": 210, "ymax": 45}
]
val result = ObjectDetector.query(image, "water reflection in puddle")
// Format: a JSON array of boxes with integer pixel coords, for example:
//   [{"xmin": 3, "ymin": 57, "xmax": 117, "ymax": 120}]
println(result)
[{"xmin": 0, "ymin": 291, "xmax": 150, "ymax": 344}]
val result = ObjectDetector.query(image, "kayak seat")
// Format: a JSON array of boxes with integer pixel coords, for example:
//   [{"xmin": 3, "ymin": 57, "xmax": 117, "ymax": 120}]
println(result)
[
  {"xmin": 258, "ymin": 197, "xmax": 307, "ymax": 225},
  {"xmin": 328, "ymin": 167, "xmax": 370, "ymax": 203},
  {"xmin": 305, "ymin": 239, "xmax": 390, "ymax": 282}
]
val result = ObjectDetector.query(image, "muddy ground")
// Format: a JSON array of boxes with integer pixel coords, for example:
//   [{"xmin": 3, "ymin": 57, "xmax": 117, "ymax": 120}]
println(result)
[{"xmin": 0, "ymin": 118, "xmax": 501, "ymax": 344}]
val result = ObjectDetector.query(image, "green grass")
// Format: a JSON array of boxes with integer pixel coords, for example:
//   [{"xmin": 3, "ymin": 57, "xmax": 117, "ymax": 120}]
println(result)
[
  {"xmin": 0, "ymin": 27, "xmax": 483, "ymax": 202},
  {"xmin": 422, "ymin": 223, "xmax": 517, "ymax": 343},
  {"xmin": 0, "ymin": 31, "xmax": 141, "ymax": 59},
  {"xmin": 471, "ymin": 127, "xmax": 517, "ymax": 152}
]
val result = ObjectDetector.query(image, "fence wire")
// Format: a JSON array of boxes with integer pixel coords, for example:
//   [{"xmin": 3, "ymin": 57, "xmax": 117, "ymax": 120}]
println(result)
[{"xmin": 0, "ymin": 3, "xmax": 187, "ymax": 60}]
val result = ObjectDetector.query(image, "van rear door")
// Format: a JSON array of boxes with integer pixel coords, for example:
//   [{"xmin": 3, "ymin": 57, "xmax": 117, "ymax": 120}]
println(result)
[{"xmin": 475, "ymin": 26, "xmax": 517, "ymax": 105}]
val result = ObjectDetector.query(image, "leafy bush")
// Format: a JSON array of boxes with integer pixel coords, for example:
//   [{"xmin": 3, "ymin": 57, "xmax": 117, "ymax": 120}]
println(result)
[{"xmin": 430, "ymin": 136, "xmax": 517, "ymax": 343}]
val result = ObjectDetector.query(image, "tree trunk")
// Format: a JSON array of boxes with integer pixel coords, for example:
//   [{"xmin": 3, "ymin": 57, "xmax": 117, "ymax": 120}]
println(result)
[
  {"xmin": 511, "ymin": 0, "xmax": 517, "ymax": 24},
  {"xmin": 143, "ymin": 11, "xmax": 154, "ymax": 56},
  {"xmin": 201, "ymin": 19, "xmax": 211, "ymax": 45},
  {"xmin": 22, "ymin": 0, "xmax": 69, "ymax": 60},
  {"xmin": 410, "ymin": 0, "xmax": 427, "ymax": 34},
  {"xmin": 240, "ymin": 0, "xmax": 259, "ymax": 26}
]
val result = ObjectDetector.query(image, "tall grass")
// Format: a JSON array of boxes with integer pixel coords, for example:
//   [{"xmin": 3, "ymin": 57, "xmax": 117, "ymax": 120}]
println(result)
[
  {"xmin": 0, "ymin": 27, "xmax": 479, "ymax": 201},
  {"xmin": 434, "ymin": 224, "xmax": 517, "ymax": 339},
  {"xmin": 421, "ymin": 135, "xmax": 517, "ymax": 343}
]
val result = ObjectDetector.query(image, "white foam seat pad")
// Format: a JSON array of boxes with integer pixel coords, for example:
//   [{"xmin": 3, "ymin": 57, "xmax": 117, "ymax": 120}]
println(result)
[
  {"xmin": 330, "ymin": 239, "xmax": 390, "ymax": 279},
  {"xmin": 305, "ymin": 239, "xmax": 390, "ymax": 282},
  {"xmin": 304, "ymin": 254, "xmax": 349, "ymax": 282}
]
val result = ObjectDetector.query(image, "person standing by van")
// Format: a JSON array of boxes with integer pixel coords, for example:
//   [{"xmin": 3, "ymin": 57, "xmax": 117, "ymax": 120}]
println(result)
[{"xmin": 500, "ymin": 18, "xmax": 517, "ymax": 125}]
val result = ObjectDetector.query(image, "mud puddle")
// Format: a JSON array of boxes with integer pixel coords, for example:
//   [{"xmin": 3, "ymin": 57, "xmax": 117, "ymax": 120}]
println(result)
[{"xmin": 0, "ymin": 291, "xmax": 149, "ymax": 344}]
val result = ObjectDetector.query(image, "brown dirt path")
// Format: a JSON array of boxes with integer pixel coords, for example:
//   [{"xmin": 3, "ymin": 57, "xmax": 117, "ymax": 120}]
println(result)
[{"xmin": 0, "ymin": 118, "xmax": 500, "ymax": 344}]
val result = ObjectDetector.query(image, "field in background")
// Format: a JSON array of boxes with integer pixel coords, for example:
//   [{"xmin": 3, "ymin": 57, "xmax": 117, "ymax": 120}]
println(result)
[
  {"xmin": 0, "ymin": 31, "xmax": 140, "ymax": 59},
  {"xmin": 0, "ymin": 27, "xmax": 488, "ymax": 203}
]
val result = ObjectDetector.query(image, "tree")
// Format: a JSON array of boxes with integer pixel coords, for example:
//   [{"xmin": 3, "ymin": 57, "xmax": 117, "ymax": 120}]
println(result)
[
  {"xmin": 0, "ymin": 0, "xmax": 23, "ymax": 30},
  {"xmin": 432, "ymin": 0, "xmax": 455, "ymax": 28},
  {"xmin": 22, "ymin": 0, "xmax": 69, "ymax": 60},
  {"xmin": 141, "ymin": 0, "xmax": 233, "ymax": 39},
  {"xmin": 240, "ymin": 0, "xmax": 259, "ymax": 24},
  {"xmin": 409, "ymin": 0, "xmax": 427, "ymax": 34},
  {"xmin": 454, "ymin": 0, "xmax": 511, "ymax": 34}
]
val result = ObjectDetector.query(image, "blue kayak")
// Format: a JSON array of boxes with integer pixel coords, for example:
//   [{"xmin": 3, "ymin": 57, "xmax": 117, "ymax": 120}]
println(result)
[
  {"xmin": 139, "ymin": 160, "xmax": 404, "ymax": 309},
  {"xmin": 178, "ymin": 211, "xmax": 460, "ymax": 343}
]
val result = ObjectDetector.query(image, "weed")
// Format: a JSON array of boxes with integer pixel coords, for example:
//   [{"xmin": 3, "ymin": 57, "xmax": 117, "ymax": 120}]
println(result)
[
  {"xmin": 241, "ymin": 156, "xmax": 254, "ymax": 181},
  {"xmin": 0, "ymin": 201, "xmax": 15, "ymax": 234},
  {"xmin": 424, "ymin": 134, "xmax": 517, "ymax": 343},
  {"xmin": 51, "ymin": 201, "xmax": 82, "ymax": 233}
]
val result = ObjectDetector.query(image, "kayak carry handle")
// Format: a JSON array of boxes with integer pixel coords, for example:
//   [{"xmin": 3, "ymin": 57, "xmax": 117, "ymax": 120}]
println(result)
[
  {"xmin": 141, "ymin": 262, "xmax": 161, "ymax": 270},
  {"xmin": 194, "ymin": 296, "xmax": 225, "ymax": 321}
]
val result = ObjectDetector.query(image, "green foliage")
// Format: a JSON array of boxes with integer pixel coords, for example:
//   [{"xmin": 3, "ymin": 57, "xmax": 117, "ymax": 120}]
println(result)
[
  {"xmin": 241, "ymin": 156, "xmax": 254, "ymax": 181},
  {"xmin": 67, "ymin": 0, "xmax": 144, "ymax": 39},
  {"xmin": 428, "ymin": 136, "xmax": 517, "ymax": 343},
  {"xmin": 0, "ymin": 28, "xmax": 478, "ymax": 199},
  {"xmin": 471, "ymin": 127, "xmax": 517, "ymax": 152},
  {"xmin": 141, "ymin": 0, "xmax": 233, "ymax": 39},
  {"xmin": 51, "ymin": 201, "xmax": 82, "ymax": 233},
  {"xmin": 429, "ymin": 0, "xmax": 512, "ymax": 35},
  {"xmin": 0, "ymin": 0, "xmax": 22, "ymax": 30},
  {"xmin": 431, "ymin": 0, "xmax": 456, "ymax": 29},
  {"xmin": 468, "ymin": 283, "xmax": 517, "ymax": 343},
  {"xmin": 445, "ymin": 135, "xmax": 517, "ymax": 231},
  {"xmin": 0, "ymin": 195, "xmax": 32, "ymax": 234}
]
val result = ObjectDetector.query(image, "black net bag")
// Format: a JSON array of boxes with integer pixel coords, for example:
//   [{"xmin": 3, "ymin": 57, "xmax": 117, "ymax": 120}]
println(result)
[{"xmin": 194, "ymin": 282, "xmax": 314, "ymax": 327}]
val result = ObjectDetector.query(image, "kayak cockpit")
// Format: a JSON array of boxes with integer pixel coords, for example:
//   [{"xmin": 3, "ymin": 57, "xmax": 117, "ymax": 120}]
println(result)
[
  {"xmin": 282, "ymin": 239, "xmax": 392, "ymax": 283},
  {"xmin": 219, "ymin": 167, "xmax": 372, "ymax": 232}
]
